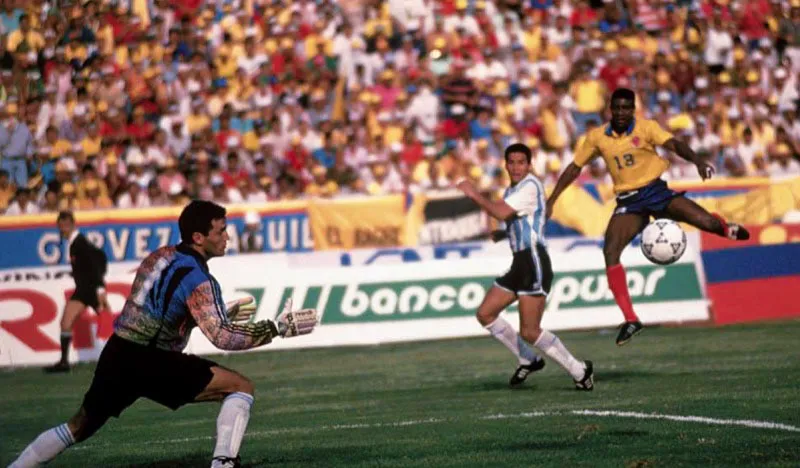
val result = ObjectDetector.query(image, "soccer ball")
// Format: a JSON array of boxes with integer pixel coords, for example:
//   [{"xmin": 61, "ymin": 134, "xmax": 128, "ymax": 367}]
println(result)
[{"xmin": 640, "ymin": 219, "xmax": 687, "ymax": 265}]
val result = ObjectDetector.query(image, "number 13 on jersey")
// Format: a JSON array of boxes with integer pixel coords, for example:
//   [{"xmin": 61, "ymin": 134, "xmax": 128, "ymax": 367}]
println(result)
[{"xmin": 614, "ymin": 153, "xmax": 636, "ymax": 170}]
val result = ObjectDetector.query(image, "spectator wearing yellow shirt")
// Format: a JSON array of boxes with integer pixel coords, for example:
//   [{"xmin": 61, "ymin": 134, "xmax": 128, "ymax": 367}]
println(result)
[
  {"xmin": 0, "ymin": 169, "xmax": 15, "ymax": 213},
  {"xmin": 383, "ymin": 112, "xmax": 405, "ymax": 147},
  {"xmin": 187, "ymin": 99, "xmax": 212, "ymax": 134},
  {"xmin": 569, "ymin": 67, "xmax": 606, "ymax": 134},
  {"xmin": 539, "ymin": 94, "xmax": 576, "ymax": 157},
  {"xmin": 81, "ymin": 123, "xmax": 103, "ymax": 158},
  {"xmin": 58, "ymin": 182, "xmax": 80, "ymax": 211},
  {"xmin": 78, "ymin": 178, "xmax": 114, "ymax": 210},
  {"xmin": 7, "ymin": 15, "xmax": 44, "ymax": 53},
  {"xmin": 214, "ymin": 49, "xmax": 239, "ymax": 79},
  {"xmin": 620, "ymin": 28, "xmax": 660, "ymax": 63},
  {"xmin": 305, "ymin": 20, "xmax": 334, "ymax": 60},
  {"xmin": 751, "ymin": 106, "xmax": 776, "ymax": 147},
  {"xmin": 43, "ymin": 126, "xmax": 73, "ymax": 159},
  {"xmin": 304, "ymin": 165, "xmax": 339, "ymax": 198}
]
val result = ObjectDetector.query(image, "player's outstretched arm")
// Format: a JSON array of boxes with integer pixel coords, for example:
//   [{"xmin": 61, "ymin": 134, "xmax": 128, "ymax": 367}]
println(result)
[
  {"xmin": 546, "ymin": 162, "xmax": 582, "ymax": 219},
  {"xmin": 455, "ymin": 179, "xmax": 517, "ymax": 221},
  {"xmin": 661, "ymin": 138, "xmax": 714, "ymax": 180},
  {"xmin": 188, "ymin": 281, "xmax": 280, "ymax": 351}
]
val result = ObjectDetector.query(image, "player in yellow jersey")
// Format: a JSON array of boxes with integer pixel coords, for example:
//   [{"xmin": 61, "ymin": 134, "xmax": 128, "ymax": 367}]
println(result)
[{"xmin": 546, "ymin": 88, "xmax": 750, "ymax": 346}]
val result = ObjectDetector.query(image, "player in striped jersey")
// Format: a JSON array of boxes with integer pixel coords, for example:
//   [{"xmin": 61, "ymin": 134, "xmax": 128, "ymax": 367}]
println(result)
[
  {"xmin": 10, "ymin": 201, "xmax": 318, "ymax": 468},
  {"xmin": 457, "ymin": 143, "xmax": 594, "ymax": 391}
]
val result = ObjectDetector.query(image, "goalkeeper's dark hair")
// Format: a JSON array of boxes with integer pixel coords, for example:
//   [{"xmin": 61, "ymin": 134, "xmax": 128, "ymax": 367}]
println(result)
[
  {"xmin": 611, "ymin": 87, "xmax": 636, "ymax": 104},
  {"xmin": 179, "ymin": 200, "xmax": 227, "ymax": 244},
  {"xmin": 504, "ymin": 143, "xmax": 532, "ymax": 164}
]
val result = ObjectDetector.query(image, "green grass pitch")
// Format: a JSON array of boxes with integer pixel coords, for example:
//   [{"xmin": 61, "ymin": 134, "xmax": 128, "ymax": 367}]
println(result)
[{"xmin": 1, "ymin": 320, "xmax": 799, "ymax": 467}]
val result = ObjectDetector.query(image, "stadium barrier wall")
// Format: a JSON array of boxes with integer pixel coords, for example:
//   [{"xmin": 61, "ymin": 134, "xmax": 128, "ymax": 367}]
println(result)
[
  {"xmin": 700, "ymin": 223, "xmax": 800, "ymax": 325},
  {"xmin": 3, "ymin": 176, "xmax": 795, "ymax": 270},
  {"xmin": 0, "ymin": 192, "xmax": 490, "ymax": 269},
  {"xmin": 0, "ymin": 238, "xmax": 708, "ymax": 368}
]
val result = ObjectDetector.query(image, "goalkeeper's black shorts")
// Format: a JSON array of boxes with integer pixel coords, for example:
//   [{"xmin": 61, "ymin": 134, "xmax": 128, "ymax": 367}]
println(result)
[{"xmin": 82, "ymin": 334, "xmax": 217, "ymax": 421}]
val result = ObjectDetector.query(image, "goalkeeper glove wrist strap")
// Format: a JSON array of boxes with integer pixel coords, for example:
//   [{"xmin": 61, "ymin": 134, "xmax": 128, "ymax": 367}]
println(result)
[{"xmin": 266, "ymin": 320, "xmax": 280, "ymax": 337}]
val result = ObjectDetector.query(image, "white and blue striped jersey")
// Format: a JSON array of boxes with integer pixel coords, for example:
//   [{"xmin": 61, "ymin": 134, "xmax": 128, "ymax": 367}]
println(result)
[{"xmin": 502, "ymin": 173, "xmax": 547, "ymax": 253}]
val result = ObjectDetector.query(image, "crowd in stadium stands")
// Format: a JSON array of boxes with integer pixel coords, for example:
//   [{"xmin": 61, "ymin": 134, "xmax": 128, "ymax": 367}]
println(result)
[{"xmin": 1, "ymin": 0, "xmax": 800, "ymax": 215}]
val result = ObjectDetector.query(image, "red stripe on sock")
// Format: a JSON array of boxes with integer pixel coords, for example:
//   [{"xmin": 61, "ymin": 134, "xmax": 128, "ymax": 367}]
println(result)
[{"xmin": 606, "ymin": 264, "xmax": 639, "ymax": 322}]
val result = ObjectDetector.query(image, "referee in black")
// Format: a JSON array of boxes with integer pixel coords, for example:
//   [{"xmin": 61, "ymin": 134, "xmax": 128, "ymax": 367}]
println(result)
[{"xmin": 45, "ymin": 211, "xmax": 109, "ymax": 373}]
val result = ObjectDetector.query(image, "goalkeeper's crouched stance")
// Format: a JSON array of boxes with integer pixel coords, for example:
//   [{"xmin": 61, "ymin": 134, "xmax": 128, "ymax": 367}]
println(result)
[{"xmin": 9, "ymin": 201, "xmax": 318, "ymax": 468}]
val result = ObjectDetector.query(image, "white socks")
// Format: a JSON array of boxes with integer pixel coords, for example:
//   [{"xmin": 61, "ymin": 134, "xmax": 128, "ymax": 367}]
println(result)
[
  {"xmin": 534, "ymin": 330, "xmax": 586, "ymax": 381},
  {"xmin": 10, "ymin": 423, "xmax": 75, "ymax": 468},
  {"xmin": 213, "ymin": 392, "xmax": 253, "ymax": 461},
  {"xmin": 485, "ymin": 317, "xmax": 540, "ymax": 365}
]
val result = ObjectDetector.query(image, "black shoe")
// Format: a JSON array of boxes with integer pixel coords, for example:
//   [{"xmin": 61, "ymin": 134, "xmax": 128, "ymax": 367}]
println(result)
[
  {"xmin": 44, "ymin": 361, "xmax": 71, "ymax": 373},
  {"xmin": 728, "ymin": 223, "xmax": 750, "ymax": 241},
  {"xmin": 509, "ymin": 359, "xmax": 546, "ymax": 387},
  {"xmin": 211, "ymin": 456, "xmax": 241, "ymax": 468},
  {"xmin": 574, "ymin": 360, "xmax": 594, "ymax": 391},
  {"xmin": 615, "ymin": 321, "xmax": 643, "ymax": 346}
]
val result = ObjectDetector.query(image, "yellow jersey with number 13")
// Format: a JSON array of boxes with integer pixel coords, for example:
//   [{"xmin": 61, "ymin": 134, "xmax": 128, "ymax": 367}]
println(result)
[{"xmin": 572, "ymin": 118, "xmax": 674, "ymax": 193}]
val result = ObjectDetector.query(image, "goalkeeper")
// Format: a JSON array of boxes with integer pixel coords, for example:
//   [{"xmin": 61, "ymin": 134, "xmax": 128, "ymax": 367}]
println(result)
[{"xmin": 9, "ymin": 200, "xmax": 318, "ymax": 468}]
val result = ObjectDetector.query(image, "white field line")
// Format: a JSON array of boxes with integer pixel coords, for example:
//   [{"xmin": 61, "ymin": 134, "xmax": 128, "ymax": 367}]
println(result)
[
  {"xmin": 70, "ymin": 410, "xmax": 800, "ymax": 451},
  {"xmin": 572, "ymin": 410, "xmax": 800, "ymax": 433}
]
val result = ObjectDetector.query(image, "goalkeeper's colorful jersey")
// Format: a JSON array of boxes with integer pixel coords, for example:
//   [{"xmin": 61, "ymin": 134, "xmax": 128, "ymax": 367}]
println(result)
[{"xmin": 114, "ymin": 244, "xmax": 276, "ymax": 352}]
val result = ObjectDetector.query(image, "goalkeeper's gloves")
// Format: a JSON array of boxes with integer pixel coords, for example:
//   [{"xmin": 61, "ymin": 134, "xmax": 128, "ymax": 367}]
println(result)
[
  {"xmin": 225, "ymin": 294, "xmax": 258, "ymax": 323},
  {"xmin": 274, "ymin": 298, "xmax": 318, "ymax": 338}
]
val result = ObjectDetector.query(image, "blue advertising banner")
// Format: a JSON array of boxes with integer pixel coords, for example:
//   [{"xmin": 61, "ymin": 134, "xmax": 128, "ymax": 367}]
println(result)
[{"xmin": 0, "ymin": 202, "xmax": 312, "ymax": 269}]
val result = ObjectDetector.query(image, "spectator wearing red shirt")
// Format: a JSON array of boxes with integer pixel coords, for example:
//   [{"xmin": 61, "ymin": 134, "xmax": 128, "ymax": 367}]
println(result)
[
  {"xmin": 599, "ymin": 49, "xmax": 634, "ymax": 91},
  {"xmin": 438, "ymin": 104, "xmax": 469, "ymax": 142},
  {"xmin": 570, "ymin": 3, "xmax": 598, "ymax": 28},
  {"xmin": 215, "ymin": 115, "xmax": 242, "ymax": 153},
  {"xmin": 401, "ymin": 132, "xmax": 424, "ymax": 168},
  {"xmin": 739, "ymin": 0, "xmax": 771, "ymax": 48},
  {"xmin": 100, "ymin": 109, "xmax": 129, "ymax": 144},
  {"xmin": 700, "ymin": 0, "xmax": 732, "ymax": 22},
  {"xmin": 285, "ymin": 135, "xmax": 310, "ymax": 174},
  {"xmin": 126, "ymin": 107, "xmax": 155, "ymax": 142},
  {"xmin": 221, "ymin": 152, "xmax": 251, "ymax": 189}
]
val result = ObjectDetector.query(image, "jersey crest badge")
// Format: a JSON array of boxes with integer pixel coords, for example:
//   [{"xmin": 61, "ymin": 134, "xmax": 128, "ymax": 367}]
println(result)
[{"xmin": 631, "ymin": 136, "xmax": 640, "ymax": 147}]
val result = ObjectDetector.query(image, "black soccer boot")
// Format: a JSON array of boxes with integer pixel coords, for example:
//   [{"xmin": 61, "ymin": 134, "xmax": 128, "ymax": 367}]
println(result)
[
  {"xmin": 574, "ymin": 360, "xmax": 594, "ymax": 391},
  {"xmin": 43, "ymin": 361, "xmax": 71, "ymax": 373},
  {"xmin": 615, "ymin": 320, "xmax": 643, "ymax": 346},
  {"xmin": 727, "ymin": 223, "xmax": 750, "ymax": 241},
  {"xmin": 509, "ymin": 358, "xmax": 546, "ymax": 387},
  {"xmin": 211, "ymin": 456, "xmax": 241, "ymax": 468}
]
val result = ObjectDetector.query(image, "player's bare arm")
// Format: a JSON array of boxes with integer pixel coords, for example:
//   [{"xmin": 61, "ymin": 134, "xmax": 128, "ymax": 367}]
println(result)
[
  {"xmin": 660, "ymin": 138, "xmax": 714, "ymax": 180},
  {"xmin": 455, "ymin": 179, "xmax": 517, "ymax": 221},
  {"xmin": 545, "ymin": 162, "xmax": 583, "ymax": 219}
]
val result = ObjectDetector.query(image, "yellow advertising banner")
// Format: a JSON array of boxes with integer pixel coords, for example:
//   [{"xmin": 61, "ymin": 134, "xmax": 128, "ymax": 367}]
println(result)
[{"xmin": 307, "ymin": 194, "xmax": 426, "ymax": 250}]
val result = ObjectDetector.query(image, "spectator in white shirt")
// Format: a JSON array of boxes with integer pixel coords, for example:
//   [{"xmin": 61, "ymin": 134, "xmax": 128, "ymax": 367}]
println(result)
[
  {"xmin": 5, "ymin": 188, "xmax": 40, "ymax": 215},
  {"xmin": 406, "ymin": 80, "xmax": 440, "ymax": 144},
  {"xmin": 689, "ymin": 119, "xmax": 721, "ymax": 157},
  {"xmin": 237, "ymin": 37, "xmax": 268, "ymax": 78},
  {"xmin": 546, "ymin": 15, "xmax": 572, "ymax": 48},
  {"xmin": 36, "ymin": 88, "xmax": 68, "ymax": 140},
  {"xmin": 117, "ymin": 181, "xmax": 151, "ymax": 209},
  {"xmin": 443, "ymin": 7, "xmax": 480, "ymax": 36},
  {"xmin": 704, "ymin": 15, "xmax": 733, "ymax": 72},
  {"xmin": 732, "ymin": 127, "xmax": 767, "ymax": 175}
]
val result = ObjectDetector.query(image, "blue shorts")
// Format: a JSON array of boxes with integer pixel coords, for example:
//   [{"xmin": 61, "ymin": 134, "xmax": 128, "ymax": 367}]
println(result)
[{"xmin": 614, "ymin": 179, "xmax": 684, "ymax": 216}]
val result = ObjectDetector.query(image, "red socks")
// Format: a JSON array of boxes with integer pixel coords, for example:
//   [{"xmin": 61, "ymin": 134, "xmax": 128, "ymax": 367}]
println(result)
[
  {"xmin": 711, "ymin": 213, "xmax": 729, "ymax": 237},
  {"xmin": 606, "ymin": 264, "xmax": 639, "ymax": 322}
]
